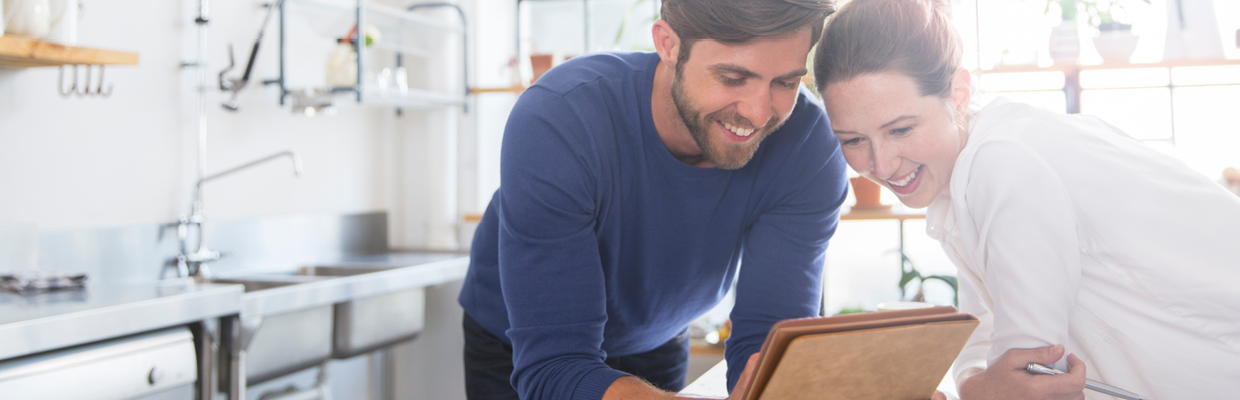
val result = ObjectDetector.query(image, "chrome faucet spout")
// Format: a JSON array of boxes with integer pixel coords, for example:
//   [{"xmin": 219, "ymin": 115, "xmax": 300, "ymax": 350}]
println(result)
[
  {"xmin": 196, "ymin": 151, "xmax": 302, "ymax": 190},
  {"xmin": 169, "ymin": 150, "xmax": 303, "ymax": 279}
]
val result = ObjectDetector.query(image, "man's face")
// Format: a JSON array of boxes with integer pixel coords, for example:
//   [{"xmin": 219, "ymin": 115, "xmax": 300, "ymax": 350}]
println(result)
[{"xmin": 670, "ymin": 29, "xmax": 812, "ymax": 170}]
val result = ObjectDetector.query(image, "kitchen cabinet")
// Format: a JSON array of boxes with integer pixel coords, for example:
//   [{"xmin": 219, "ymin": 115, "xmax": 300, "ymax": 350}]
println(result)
[{"xmin": 0, "ymin": 327, "xmax": 197, "ymax": 400}]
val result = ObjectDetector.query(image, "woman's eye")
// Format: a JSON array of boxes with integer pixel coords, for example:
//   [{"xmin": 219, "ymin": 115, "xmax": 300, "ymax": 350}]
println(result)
[
  {"xmin": 841, "ymin": 137, "xmax": 862, "ymax": 146},
  {"xmin": 891, "ymin": 126, "xmax": 913, "ymax": 136}
]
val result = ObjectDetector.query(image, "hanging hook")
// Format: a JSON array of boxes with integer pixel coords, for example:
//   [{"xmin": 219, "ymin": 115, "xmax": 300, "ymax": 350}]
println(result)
[
  {"xmin": 58, "ymin": 65, "xmax": 75, "ymax": 97},
  {"xmin": 95, "ymin": 65, "xmax": 112, "ymax": 97},
  {"xmin": 75, "ymin": 65, "xmax": 92, "ymax": 97}
]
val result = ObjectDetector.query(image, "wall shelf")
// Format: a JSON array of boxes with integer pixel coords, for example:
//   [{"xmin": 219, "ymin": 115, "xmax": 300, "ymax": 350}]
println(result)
[
  {"xmin": 277, "ymin": 0, "xmax": 469, "ymax": 110},
  {"xmin": 0, "ymin": 36, "xmax": 137, "ymax": 68},
  {"xmin": 469, "ymin": 84, "xmax": 526, "ymax": 94}
]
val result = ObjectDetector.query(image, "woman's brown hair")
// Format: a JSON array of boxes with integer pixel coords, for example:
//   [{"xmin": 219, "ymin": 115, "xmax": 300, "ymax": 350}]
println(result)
[
  {"xmin": 812, "ymin": 0, "xmax": 962, "ymax": 98},
  {"xmin": 661, "ymin": 0, "xmax": 837, "ymax": 66}
]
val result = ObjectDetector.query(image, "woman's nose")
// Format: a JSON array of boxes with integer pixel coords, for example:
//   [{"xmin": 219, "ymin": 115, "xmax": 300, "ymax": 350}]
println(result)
[{"xmin": 870, "ymin": 142, "xmax": 900, "ymax": 180}]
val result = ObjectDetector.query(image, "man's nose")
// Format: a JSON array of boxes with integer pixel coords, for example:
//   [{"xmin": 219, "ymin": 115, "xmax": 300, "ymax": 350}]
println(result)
[{"xmin": 736, "ymin": 85, "xmax": 773, "ymax": 128}]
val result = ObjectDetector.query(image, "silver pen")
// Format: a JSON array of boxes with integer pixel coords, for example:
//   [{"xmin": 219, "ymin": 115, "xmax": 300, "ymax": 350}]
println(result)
[{"xmin": 1026, "ymin": 363, "xmax": 1151, "ymax": 400}]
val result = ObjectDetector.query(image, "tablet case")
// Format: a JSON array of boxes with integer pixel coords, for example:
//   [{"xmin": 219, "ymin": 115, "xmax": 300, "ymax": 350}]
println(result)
[{"xmin": 741, "ymin": 306, "xmax": 979, "ymax": 400}]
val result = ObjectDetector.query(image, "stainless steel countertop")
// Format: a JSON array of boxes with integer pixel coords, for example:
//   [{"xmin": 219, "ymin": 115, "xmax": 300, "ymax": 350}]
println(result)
[
  {"xmin": 0, "ymin": 252, "xmax": 471, "ymax": 362},
  {"xmin": 0, "ymin": 281, "xmax": 242, "ymax": 361},
  {"xmin": 227, "ymin": 252, "xmax": 470, "ymax": 317}
]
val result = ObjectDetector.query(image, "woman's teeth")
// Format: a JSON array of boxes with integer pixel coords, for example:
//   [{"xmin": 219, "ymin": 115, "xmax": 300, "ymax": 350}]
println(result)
[
  {"xmin": 723, "ymin": 122, "xmax": 754, "ymax": 137},
  {"xmin": 888, "ymin": 166, "xmax": 921, "ymax": 187}
]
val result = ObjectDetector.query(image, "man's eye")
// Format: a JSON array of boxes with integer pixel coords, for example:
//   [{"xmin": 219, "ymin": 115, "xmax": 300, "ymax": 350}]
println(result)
[
  {"xmin": 776, "ymin": 80, "xmax": 799, "ymax": 90},
  {"xmin": 721, "ymin": 76, "xmax": 744, "ymax": 86}
]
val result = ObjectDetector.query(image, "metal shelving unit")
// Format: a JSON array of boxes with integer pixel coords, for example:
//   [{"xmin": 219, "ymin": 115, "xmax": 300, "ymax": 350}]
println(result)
[{"xmin": 275, "ymin": 0, "xmax": 469, "ymax": 110}]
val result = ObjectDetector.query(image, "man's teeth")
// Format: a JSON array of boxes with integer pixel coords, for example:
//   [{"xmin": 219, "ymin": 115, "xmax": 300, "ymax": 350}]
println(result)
[
  {"xmin": 723, "ymin": 122, "xmax": 755, "ymax": 137},
  {"xmin": 888, "ymin": 166, "xmax": 920, "ymax": 187}
]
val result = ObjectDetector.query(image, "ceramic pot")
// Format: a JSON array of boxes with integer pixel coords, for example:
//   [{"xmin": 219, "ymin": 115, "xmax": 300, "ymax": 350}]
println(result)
[
  {"xmin": 44, "ymin": 0, "xmax": 76, "ymax": 45},
  {"xmin": 850, "ymin": 177, "xmax": 887, "ymax": 209},
  {"xmin": 4, "ymin": 0, "xmax": 52, "ymax": 38},
  {"xmin": 529, "ymin": 54, "xmax": 554, "ymax": 82},
  {"xmin": 1093, "ymin": 25, "xmax": 1138, "ymax": 64}
]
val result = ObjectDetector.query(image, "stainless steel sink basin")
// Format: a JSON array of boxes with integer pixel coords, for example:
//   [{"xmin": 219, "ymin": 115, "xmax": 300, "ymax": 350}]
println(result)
[
  {"xmin": 292, "ymin": 265, "xmax": 428, "ymax": 359},
  {"xmin": 207, "ymin": 277, "xmax": 310, "ymax": 292},
  {"xmin": 208, "ymin": 263, "xmax": 431, "ymax": 380},
  {"xmin": 203, "ymin": 254, "xmax": 469, "ymax": 399},
  {"xmin": 203, "ymin": 276, "xmax": 334, "ymax": 388},
  {"xmin": 295, "ymin": 265, "xmax": 395, "ymax": 277}
]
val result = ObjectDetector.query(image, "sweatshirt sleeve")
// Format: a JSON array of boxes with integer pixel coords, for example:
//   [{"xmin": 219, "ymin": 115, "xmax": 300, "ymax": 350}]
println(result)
[
  {"xmin": 724, "ymin": 112, "xmax": 850, "ymax": 390},
  {"xmin": 497, "ymin": 87, "xmax": 630, "ymax": 400},
  {"xmin": 961, "ymin": 139, "xmax": 1082, "ymax": 372}
]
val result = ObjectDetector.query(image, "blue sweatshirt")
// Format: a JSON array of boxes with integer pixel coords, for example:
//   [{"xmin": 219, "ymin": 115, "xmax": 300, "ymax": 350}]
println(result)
[{"xmin": 458, "ymin": 52, "xmax": 848, "ymax": 400}]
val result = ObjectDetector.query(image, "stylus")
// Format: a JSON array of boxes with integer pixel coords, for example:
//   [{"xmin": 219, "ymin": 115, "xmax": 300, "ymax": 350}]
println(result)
[{"xmin": 1026, "ymin": 363, "xmax": 1150, "ymax": 400}]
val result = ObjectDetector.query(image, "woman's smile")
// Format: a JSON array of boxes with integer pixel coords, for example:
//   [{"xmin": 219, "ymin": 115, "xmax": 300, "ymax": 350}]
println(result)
[{"xmin": 885, "ymin": 165, "xmax": 924, "ymax": 195}]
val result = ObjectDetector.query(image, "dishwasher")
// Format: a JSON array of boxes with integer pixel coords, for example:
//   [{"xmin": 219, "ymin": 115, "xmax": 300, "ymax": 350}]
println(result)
[{"xmin": 0, "ymin": 326, "xmax": 198, "ymax": 400}]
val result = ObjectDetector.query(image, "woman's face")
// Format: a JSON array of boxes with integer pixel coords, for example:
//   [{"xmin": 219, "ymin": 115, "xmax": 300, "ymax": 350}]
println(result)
[{"xmin": 823, "ymin": 72, "xmax": 970, "ymax": 208}]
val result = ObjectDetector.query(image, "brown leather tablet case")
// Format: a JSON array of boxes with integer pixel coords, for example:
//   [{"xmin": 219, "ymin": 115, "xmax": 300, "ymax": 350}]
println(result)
[{"xmin": 741, "ymin": 306, "xmax": 979, "ymax": 400}]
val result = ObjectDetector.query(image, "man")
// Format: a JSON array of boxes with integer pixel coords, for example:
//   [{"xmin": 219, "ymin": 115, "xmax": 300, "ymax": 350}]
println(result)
[{"xmin": 458, "ymin": 1, "xmax": 847, "ymax": 399}]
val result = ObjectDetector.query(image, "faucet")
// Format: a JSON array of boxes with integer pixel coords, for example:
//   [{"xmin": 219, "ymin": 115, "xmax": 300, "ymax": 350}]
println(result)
[{"xmin": 168, "ymin": 151, "xmax": 303, "ymax": 279}]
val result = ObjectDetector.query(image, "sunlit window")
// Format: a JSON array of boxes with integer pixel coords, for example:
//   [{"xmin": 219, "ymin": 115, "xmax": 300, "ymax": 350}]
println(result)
[
  {"xmin": 1171, "ymin": 65, "xmax": 1240, "ymax": 86},
  {"xmin": 1080, "ymin": 68, "xmax": 1169, "ymax": 89}
]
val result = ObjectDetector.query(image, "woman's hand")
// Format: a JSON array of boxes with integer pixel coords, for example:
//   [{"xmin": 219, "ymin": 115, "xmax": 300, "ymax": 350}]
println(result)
[{"xmin": 958, "ymin": 344, "xmax": 1086, "ymax": 400}]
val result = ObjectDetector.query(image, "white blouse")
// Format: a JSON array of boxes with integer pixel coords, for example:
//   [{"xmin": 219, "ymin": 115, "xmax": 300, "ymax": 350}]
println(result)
[{"xmin": 928, "ymin": 98, "xmax": 1240, "ymax": 399}]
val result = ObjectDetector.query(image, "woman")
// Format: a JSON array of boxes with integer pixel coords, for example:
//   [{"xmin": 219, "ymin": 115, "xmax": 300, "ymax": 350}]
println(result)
[{"xmin": 812, "ymin": 0, "xmax": 1240, "ymax": 398}]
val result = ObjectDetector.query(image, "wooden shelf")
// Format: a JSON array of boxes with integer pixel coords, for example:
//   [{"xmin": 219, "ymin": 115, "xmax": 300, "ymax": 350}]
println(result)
[
  {"xmin": 469, "ymin": 84, "xmax": 527, "ymax": 94},
  {"xmin": 840, "ymin": 207, "xmax": 926, "ymax": 221},
  {"xmin": 0, "ymin": 36, "xmax": 138, "ymax": 68},
  {"xmin": 689, "ymin": 341, "xmax": 725, "ymax": 355},
  {"xmin": 982, "ymin": 57, "xmax": 1240, "ymax": 74}
]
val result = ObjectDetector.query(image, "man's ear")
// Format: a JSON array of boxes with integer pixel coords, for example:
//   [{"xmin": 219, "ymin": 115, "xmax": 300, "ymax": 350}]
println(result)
[{"xmin": 652, "ymin": 19, "xmax": 680, "ymax": 68}]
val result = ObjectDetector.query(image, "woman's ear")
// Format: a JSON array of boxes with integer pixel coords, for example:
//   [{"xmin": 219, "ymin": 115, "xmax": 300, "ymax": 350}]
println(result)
[
  {"xmin": 950, "ymin": 69, "xmax": 972, "ymax": 115},
  {"xmin": 652, "ymin": 20, "xmax": 680, "ymax": 69}
]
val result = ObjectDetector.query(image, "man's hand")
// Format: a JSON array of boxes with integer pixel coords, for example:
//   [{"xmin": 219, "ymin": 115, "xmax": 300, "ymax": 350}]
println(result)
[
  {"xmin": 726, "ymin": 353, "xmax": 761, "ymax": 400},
  {"xmin": 958, "ymin": 344, "xmax": 1087, "ymax": 400},
  {"xmin": 605, "ymin": 353, "xmax": 761, "ymax": 400}
]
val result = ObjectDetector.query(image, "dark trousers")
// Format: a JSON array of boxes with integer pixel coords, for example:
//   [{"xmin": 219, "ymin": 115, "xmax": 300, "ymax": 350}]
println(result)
[{"xmin": 462, "ymin": 312, "xmax": 690, "ymax": 399}]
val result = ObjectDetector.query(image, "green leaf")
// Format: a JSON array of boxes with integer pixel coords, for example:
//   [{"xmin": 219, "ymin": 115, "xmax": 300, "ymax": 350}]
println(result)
[{"xmin": 922, "ymin": 275, "xmax": 960, "ymax": 306}]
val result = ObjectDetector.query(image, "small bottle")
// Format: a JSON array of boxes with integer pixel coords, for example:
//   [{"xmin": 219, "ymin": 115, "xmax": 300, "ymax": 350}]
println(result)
[{"xmin": 325, "ymin": 38, "xmax": 358, "ymax": 88}]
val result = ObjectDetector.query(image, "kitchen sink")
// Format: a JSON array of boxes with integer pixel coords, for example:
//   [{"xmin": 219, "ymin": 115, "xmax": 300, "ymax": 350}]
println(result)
[
  {"xmin": 292, "ymin": 264, "xmax": 428, "ymax": 359},
  {"xmin": 294, "ymin": 265, "xmax": 396, "ymax": 277},
  {"xmin": 195, "ymin": 253, "xmax": 468, "ymax": 399},
  {"xmin": 206, "ymin": 276, "xmax": 317, "ymax": 292},
  {"xmin": 205, "ymin": 261, "xmax": 433, "ymax": 389},
  {"xmin": 202, "ymin": 276, "xmax": 334, "ymax": 387}
]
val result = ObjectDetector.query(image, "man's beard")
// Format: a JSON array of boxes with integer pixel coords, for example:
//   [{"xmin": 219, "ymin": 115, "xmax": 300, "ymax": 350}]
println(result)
[{"xmin": 670, "ymin": 72, "xmax": 786, "ymax": 170}]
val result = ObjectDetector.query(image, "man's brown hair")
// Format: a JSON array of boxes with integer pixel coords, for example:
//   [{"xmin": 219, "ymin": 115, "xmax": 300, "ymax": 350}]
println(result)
[{"xmin": 661, "ymin": 0, "xmax": 836, "ymax": 65}]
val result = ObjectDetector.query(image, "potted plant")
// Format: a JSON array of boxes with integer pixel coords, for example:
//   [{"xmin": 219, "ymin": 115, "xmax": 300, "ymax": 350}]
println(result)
[
  {"xmin": 898, "ymin": 254, "xmax": 958, "ymax": 306},
  {"xmin": 1045, "ymin": 0, "xmax": 1149, "ymax": 64}
]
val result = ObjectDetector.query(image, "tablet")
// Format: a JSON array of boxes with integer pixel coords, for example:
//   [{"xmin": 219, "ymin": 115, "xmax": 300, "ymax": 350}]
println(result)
[{"xmin": 741, "ymin": 306, "xmax": 979, "ymax": 400}]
